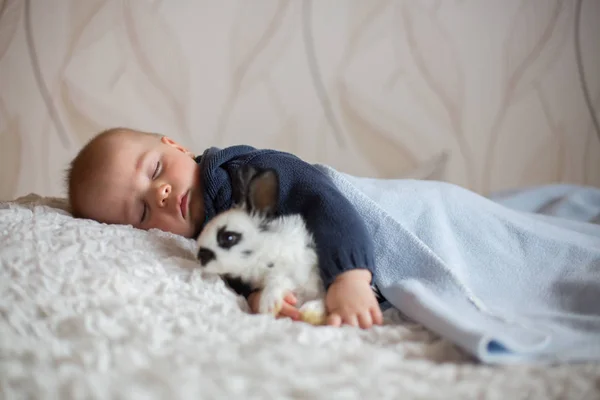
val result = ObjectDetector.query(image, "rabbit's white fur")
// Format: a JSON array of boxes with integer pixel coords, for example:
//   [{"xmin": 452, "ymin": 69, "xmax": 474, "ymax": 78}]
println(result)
[{"xmin": 195, "ymin": 167, "xmax": 326, "ymax": 322}]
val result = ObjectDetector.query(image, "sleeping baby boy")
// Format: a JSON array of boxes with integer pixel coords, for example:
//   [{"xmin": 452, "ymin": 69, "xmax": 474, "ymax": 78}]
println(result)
[{"xmin": 66, "ymin": 127, "xmax": 384, "ymax": 329}]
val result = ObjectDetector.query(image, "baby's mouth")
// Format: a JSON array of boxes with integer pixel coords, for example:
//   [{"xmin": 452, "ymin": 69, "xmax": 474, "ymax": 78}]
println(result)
[{"xmin": 180, "ymin": 191, "xmax": 189, "ymax": 219}]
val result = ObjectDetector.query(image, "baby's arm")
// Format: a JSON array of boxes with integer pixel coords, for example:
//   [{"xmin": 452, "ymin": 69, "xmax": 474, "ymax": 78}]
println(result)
[
  {"xmin": 325, "ymin": 269, "xmax": 382, "ymax": 328},
  {"xmin": 247, "ymin": 271, "xmax": 382, "ymax": 328},
  {"xmin": 239, "ymin": 151, "xmax": 382, "ymax": 328}
]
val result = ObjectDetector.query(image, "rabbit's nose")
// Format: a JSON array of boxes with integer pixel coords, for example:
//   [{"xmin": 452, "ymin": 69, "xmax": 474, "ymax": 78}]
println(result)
[{"xmin": 197, "ymin": 247, "xmax": 216, "ymax": 266}]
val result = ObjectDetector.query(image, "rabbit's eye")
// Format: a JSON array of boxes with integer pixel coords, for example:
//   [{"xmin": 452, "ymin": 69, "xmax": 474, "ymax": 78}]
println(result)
[{"xmin": 217, "ymin": 226, "xmax": 242, "ymax": 249}]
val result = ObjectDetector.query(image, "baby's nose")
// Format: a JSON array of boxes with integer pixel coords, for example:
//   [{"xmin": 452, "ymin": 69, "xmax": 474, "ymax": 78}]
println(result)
[{"xmin": 156, "ymin": 183, "xmax": 171, "ymax": 206}]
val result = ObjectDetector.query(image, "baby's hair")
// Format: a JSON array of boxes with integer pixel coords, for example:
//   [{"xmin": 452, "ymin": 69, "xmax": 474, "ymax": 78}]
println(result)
[{"xmin": 65, "ymin": 127, "xmax": 160, "ymax": 218}]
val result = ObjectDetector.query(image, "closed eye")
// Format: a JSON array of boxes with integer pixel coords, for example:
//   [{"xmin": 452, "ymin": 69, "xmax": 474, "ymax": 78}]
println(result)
[
  {"xmin": 152, "ymin": 161, "xmax": 161, "ymax": 179},
  {"xmin": 141, "ymin": 203, "xmax": 148, "ymax": 223},
  {"xmin": 217, "ymin": 226, "xmax": 242, "ymax": 249},
  {"xmin": 140, "ymin": 161, "xmax": 161, "ymax": 223}
]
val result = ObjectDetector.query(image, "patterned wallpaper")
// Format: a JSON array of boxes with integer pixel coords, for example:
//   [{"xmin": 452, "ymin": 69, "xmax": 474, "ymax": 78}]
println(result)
[{"xmin": 0, "ymin": 0, "xmax": 599, "ymax": 201}]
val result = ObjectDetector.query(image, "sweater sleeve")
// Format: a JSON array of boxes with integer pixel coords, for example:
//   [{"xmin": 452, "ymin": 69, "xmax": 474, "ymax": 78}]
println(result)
[{"xmin": 240, "ymin": 151, "xmax": 376, "ymax": 289}]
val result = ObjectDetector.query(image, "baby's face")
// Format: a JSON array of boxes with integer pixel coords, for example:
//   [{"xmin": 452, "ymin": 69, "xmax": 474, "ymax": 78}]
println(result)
[{"xmin": 81, "ymin": 134, "xmax": 204, "ymax": 238}]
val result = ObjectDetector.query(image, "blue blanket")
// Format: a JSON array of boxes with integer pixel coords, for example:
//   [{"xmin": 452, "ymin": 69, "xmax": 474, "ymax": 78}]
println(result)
[{"xmin": 316, "ymin": 165, "xmax": 600, "ymax": 364}]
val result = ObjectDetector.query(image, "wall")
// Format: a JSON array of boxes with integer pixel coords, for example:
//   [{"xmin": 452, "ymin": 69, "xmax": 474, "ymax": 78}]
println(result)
[{"xmin": 0, "ymin": 0, "xmax": 599, "ymax": 201}]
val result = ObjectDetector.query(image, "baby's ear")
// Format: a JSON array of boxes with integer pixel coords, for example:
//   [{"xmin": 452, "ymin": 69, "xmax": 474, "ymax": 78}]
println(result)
[
  {"xmin": 161, "ymin": 136, "xmax": 193, "ymax": 156},
  {"xmin": 247, "ymin": 169, "xmax": 279, "ymax": 216}
]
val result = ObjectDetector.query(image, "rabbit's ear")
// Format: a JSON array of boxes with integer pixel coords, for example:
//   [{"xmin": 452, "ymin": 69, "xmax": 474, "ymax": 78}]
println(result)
[
  {"xmin": 247, "ymin": 169, "xmax": 279, "ymax": 216},
  {"xmin": 232, "ymin": 165, "xmax": 259, "ymax": 206}
]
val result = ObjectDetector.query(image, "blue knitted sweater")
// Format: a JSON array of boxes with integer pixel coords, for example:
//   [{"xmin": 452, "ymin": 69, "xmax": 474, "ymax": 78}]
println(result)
[{"xmin": 195, "ymin": 145, "xmax": 375, "ymax": 292}]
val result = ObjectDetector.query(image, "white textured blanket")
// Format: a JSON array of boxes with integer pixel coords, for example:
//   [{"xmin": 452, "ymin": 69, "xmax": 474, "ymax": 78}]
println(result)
[{"xmin": 1, "ymin": 195, "xmax": 599, "ymax": 400}]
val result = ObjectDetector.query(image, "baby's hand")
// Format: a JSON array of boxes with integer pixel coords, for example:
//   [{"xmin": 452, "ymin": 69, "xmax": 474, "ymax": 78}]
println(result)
[
  {"xmin": 247, "ymin": 290, "xmax": 301, "ymax": 321},
  {"xmin": 326, "ymin": 269, "xmax": 383, "ymax": 329}
]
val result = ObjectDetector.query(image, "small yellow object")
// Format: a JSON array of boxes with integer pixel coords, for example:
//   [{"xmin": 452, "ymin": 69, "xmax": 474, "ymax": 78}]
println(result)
[
  {"xmin": 271, "ymin": 302, "xmax": 283, "ymax": 317},
  {"xmin": 268, "ymin": 299, "xmax": 326, "ymax": 326},
  {"xmin": 300, "ymin": 309, "xmax": 327, "ymax": 326}
]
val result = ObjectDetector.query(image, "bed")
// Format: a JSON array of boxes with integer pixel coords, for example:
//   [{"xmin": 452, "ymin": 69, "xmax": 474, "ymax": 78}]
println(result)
[{"xmin": 1, "ymin": 192, "xmax": 599, "ymax": 400}]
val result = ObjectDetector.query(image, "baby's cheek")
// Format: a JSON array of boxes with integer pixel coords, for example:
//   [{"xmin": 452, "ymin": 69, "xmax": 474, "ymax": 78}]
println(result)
[{"xmin": 149, "ymin": 216, "xmax": 189, "ymax": 236}]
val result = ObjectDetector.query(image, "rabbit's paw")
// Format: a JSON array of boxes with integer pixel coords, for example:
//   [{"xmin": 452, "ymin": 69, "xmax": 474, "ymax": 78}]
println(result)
[
  {"xmin": 258, "ymin": 287, "xmax": 286, "ymax": 316},
  {"xmin": 299, "ymin": 299, "xmax": 327, "ymax": 326}
]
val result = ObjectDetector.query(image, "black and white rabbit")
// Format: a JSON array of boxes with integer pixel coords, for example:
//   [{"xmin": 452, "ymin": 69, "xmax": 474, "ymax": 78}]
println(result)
[{"xmin": 195, "ymin": 165, "xmax": 327, "ymax": 325}]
